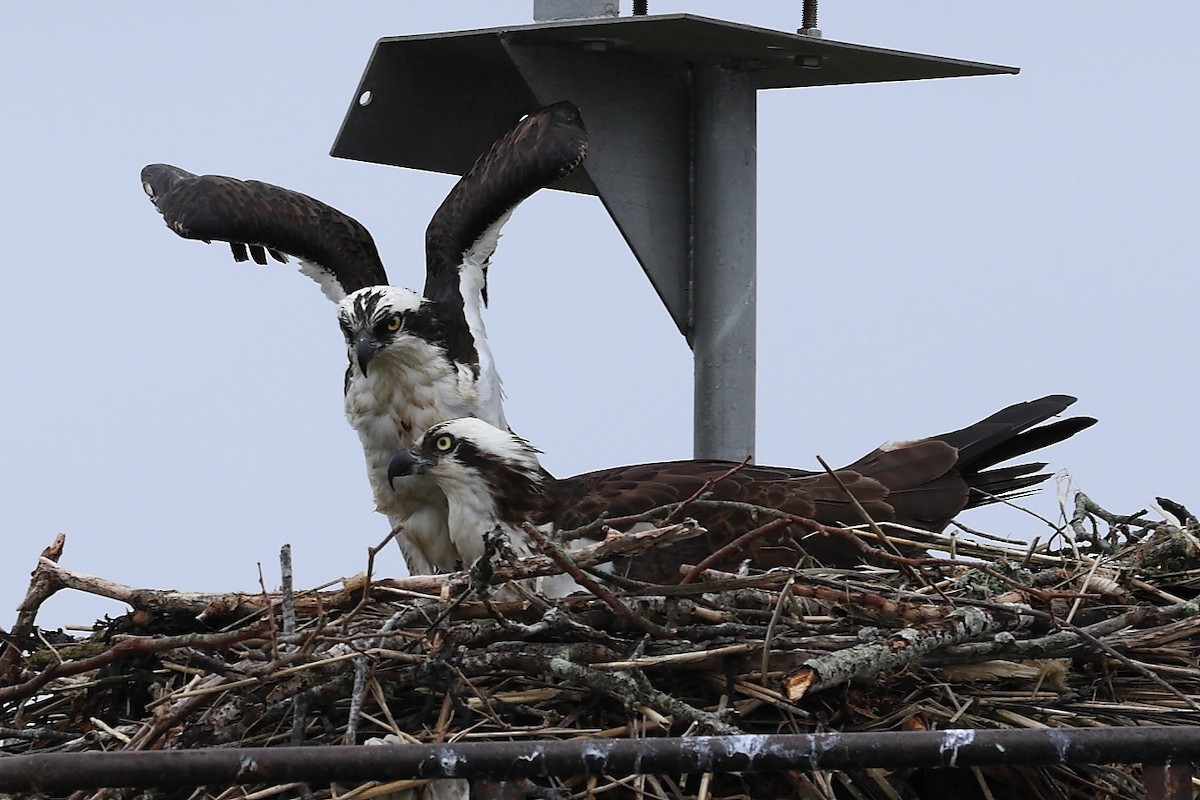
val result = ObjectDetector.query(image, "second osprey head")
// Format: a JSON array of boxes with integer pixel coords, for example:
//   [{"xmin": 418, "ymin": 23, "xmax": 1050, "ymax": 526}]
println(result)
[{"xmin": 388, "ymin": 417, "xmax": 553, "ymax": 569}]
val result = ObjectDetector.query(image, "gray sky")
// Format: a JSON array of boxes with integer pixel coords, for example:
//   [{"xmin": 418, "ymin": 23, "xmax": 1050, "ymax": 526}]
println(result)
[{"xmin": 3, "ymin": 3, "xmax": 1196, "ymax": 629}]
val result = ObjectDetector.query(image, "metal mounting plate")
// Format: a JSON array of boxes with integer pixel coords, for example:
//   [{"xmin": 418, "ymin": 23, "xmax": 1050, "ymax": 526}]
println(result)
[{"xmin": 330, "ymin": 13, "xmax": 1016, "ymax": 185}]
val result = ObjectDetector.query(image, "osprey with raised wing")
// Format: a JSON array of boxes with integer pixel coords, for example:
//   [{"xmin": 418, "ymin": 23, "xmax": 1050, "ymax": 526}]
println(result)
[{"xmin": 142, "ymin": 102, "xmax": 588, "ymax": 574}]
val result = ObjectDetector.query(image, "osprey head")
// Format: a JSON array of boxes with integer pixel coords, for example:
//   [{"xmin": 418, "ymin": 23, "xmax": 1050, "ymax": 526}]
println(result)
[
  {"xmin": 387, "ymin": 418, "xmax": 545, "ymax": 494},
  {"xmin": 337, "ymin": 285, "xmax": 467, "ymax": 377},
  {"xmin": 388, "ymin": 418, "xmax": 553, "ymax": 576}
]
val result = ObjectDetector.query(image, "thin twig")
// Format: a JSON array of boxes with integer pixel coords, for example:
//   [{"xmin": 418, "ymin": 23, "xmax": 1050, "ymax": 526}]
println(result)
[
  {"xmin": 525, "ymin": 524, "xmax": 672, "ymax": 638},
  {"xmin": 680, "ymin": 517, "xmax": 793, "ymax": 584}
]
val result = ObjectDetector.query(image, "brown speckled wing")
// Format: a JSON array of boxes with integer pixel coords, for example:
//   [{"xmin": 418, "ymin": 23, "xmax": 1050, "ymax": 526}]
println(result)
[
  {"xmin": 141, "ymin": 163, "xmax": 388, "ymax": 297},
  {"xmin": 551, "ymin": 460, "xmax": 879, "ymax": 580},
  {"xmin": 423, "ymin": 101, "xmax": 588, "ymax": 307}
]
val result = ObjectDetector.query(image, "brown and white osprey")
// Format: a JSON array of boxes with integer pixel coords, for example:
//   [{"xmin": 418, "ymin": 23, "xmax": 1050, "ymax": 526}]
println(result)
[
  {"xmin": 141, "ymin": 102, "xmax": 588, "ymax": 574},
  {"xmin": 387, "ymin": 396, "xmax": 1096, "ymax": 584}
]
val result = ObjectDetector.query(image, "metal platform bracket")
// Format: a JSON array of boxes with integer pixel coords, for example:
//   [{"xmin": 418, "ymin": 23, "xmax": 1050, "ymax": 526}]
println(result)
[{"xmin": 331, "ymin": 13, "xmax": 1016, "ymax": 461}]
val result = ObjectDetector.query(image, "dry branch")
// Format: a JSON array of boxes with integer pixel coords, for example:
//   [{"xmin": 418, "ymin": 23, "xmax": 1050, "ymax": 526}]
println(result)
[{"xmin": 784, "ymin": 604, "xmax": 1034, "ymax": 699}]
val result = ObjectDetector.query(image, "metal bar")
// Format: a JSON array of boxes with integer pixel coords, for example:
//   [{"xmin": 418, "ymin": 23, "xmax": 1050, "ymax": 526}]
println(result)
[
  {"xmin": 4, "ymin": 728, "xmax": 1200, "ymax": 793},
  {"xmin": 1144, "ymin": 762, "xmax": 1195, "ymax": 800},
  {"xmin": 691, "ymin": 62, "xmax": 758, "ymax": 462}
]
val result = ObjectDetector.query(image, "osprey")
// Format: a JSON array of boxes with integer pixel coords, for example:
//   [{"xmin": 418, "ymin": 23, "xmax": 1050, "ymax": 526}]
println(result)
[
  {"xmin": 387, "ymin": 396, "xmax": 1096, "ymax": 584},
  {"xmin": 142, "ymin": 102, "xmax": 588, "ymax": 574}
]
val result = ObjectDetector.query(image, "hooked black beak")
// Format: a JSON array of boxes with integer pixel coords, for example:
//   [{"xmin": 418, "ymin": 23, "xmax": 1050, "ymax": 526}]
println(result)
[
  {"xmin": 354, "ymin": 333, "xmax": 381, "ymax": 376},
  {"xmin": 387, "ymin": 449, "xmax": 434, "ymax": 490}
]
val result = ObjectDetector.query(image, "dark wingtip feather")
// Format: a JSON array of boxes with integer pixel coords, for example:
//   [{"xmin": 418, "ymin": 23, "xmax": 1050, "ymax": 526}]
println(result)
[
  {"xmin": 954, "ymin": 399, "xmax": 1095, "ymax": 509},
  {"xmin": 140, "ymin": 163, "xmax": 194, "ymax": 206},
  {"xmin": 945, "ymin": 395, "xmax": 1089, "ymax": 471},
  {"xmin": 967, "ymin": 416, "xmax": 1097, "ymax": 473},
  {"xmin": 966, "ymin": 463, "xmax": 1054, "ymax": 507},
  {"xmin": 229, "ymin": 242, "xmax": 249, "ymax": 263}
]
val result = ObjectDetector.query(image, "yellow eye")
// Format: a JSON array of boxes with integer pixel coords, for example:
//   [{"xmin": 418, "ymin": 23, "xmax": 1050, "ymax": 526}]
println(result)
[
  {"xmin": 433, "ymin": 434, "xmax": 455, "ymax": 453},
  {"xmin": 386, "ymin": 315, "xmax": 402, "ymax": 332}
]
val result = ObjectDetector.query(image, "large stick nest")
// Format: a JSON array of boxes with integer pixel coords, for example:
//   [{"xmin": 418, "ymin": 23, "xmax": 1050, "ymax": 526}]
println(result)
[{"xmin": 2, "ymin": 490, "xmax": 1199, "ymax": 800}]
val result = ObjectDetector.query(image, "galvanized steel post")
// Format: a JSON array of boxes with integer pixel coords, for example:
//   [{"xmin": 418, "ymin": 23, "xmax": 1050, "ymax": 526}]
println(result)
[{"xmin": 691, "ymin": 63, "xmax": 758, "ymax": 462}]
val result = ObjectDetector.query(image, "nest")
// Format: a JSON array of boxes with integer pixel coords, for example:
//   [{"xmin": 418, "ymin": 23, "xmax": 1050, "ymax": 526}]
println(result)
[{"xmin": 3, "ymin": 491, "xmax": 1200, "ymax": 800}]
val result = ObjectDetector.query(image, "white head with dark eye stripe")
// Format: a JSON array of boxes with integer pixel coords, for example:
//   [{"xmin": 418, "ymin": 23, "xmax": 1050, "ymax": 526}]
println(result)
[
  {"xmin": 387, "ymin": 418, "xmax": 551, "ymax": 564},
  {"xmin": 336, "ymin": 285, "xmax": 473, "ymax": 378},
  {"xmin": 392, "ymin": 418, "xmax": 545, "ymax": 493}
]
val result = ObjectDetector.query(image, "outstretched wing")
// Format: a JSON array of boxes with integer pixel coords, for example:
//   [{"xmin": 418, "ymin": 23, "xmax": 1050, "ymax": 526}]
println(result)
[
  {"xmin": 423, "ymin": 101, "xmax": 588, "ymax": 306},
  {"xmin": 141, "ymin": 163, "xmax": 388, "ymax": 302}
]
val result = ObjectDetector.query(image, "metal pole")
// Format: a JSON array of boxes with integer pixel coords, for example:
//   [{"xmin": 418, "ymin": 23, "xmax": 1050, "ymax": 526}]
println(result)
[
  {"xmin": 4, "ymin": 729, "xmax": 1200, "ymax": 793},
  {"xmin": 691, "ymin": 63, "xmax": 758, "ymax": 462}
]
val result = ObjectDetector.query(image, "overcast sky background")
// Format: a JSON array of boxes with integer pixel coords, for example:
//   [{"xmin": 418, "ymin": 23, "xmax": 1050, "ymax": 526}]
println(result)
[{"xmin": 3, "ymin": 3, "xmax": 1196, "ymax": 629}]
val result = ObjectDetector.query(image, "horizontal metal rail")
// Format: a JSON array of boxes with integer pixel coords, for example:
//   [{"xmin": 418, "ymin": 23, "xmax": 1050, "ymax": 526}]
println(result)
[{"xmin": 1, "ymin": 727, "xmax": 1198, "ymax": 794}]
